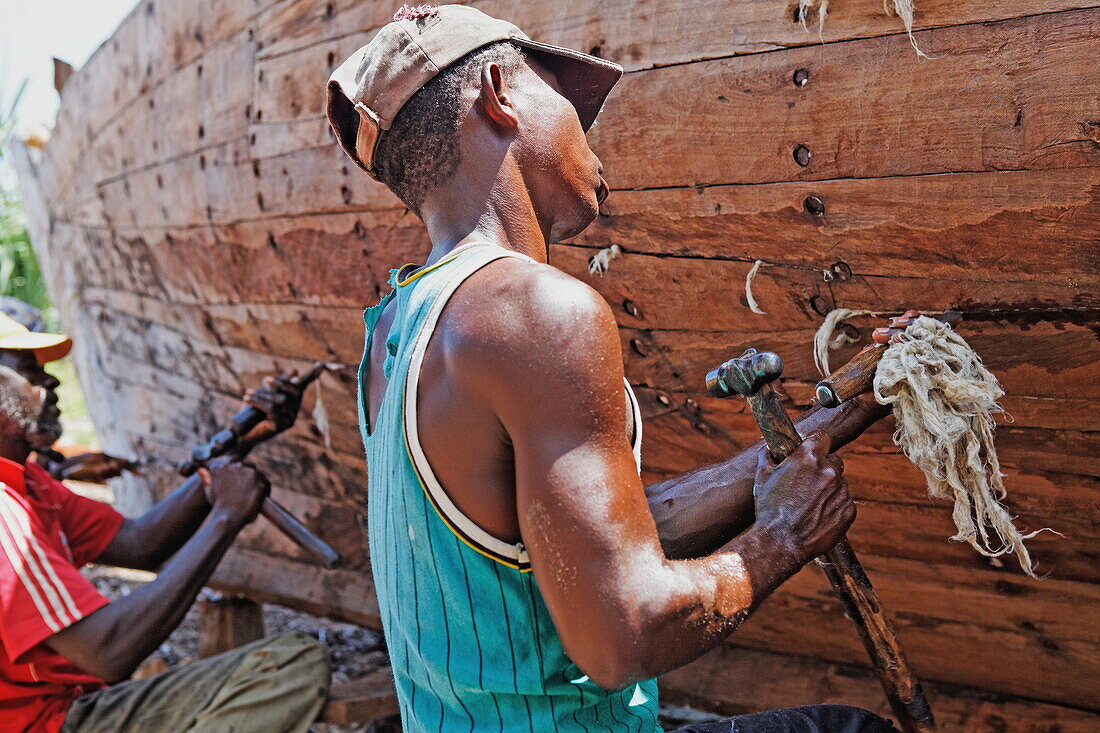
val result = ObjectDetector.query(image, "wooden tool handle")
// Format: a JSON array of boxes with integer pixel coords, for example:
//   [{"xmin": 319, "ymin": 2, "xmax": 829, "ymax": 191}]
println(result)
[
  {"xmin": 818, "ymin": 542, "xmax": 935, "ymax": 730},
  {"xmin": 260, "ymin": 498, "xmax": 341, "ymax": 569},
  {"xmin": 816, "ymin": 311, "xmax": 962, "ymax": 408},
  {"xmin": 751, "ymin": 390, "xmax": 935, "ymax": 732},
  {"xmin": 748, "ymin": 383, "xmax": 813, "ymax": 460},
  {"xmin": 815, "ymin": 344, "xmax": 887, "ymax": 408}
]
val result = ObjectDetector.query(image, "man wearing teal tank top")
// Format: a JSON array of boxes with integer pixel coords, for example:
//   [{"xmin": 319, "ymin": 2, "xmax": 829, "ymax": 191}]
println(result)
[{"xmin": 328, "ymin": 6, "xmax": 899, "ymax": 732}]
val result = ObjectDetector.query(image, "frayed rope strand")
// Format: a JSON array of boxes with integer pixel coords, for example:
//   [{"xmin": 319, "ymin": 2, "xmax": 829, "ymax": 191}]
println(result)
[
  {"xmin": 745, "ymin": 260, "xmax": 767, "ymax": 315},
  {"xmin": 799, "ymin": 0, "xmax": 930, "ymax": 57},
  {"xmin": 812, "ymin": 308, "xmax": 882, "ymax": 376},
  {"xmin": 874, "ymin": 317, "xmax": 1054, "ymax": 577},
  {"xmin": 588, "ymin": 244, "xmax": 621, "ymax": 277},
  {"xmin": 798, "ymin": 0, "xmax": 829, "ymax": 37}
]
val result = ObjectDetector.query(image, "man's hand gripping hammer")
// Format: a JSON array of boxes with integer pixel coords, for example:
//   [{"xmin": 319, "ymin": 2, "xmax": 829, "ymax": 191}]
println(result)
[
  {"xmin": 179, "ymin": 363, "xmax": 341, "ymax": 569},
  {"xmin": 708, "ymin": 349, "xmax": 934, "ymax": 732}
]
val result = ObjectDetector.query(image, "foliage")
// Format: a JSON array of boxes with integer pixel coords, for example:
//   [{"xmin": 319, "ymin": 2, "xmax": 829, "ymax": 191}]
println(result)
[
  {"xmin": 1, "ymin": 78, "xmax": 58, "ymax": 328},
  {"xmin": 1, "ymin": 78, "xmax": 92, "ymax": 445}
]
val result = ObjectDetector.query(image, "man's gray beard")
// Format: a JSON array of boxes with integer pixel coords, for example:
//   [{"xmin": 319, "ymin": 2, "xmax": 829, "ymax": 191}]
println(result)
[
  {"xmin": 0, "ymin": 392, "xmax": 61, "ymax": 448},
  {"xmin": 29, "ymin": 411, "xmax": 63, "ymax": 449}
]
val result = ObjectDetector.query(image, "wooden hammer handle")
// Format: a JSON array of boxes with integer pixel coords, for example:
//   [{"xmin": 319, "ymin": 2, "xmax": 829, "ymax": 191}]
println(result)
[
  {"xmin": 818, "ymin": 542, "xmax": 935, "ymax": 729},
  {"xmin": 746, "ymin": 392, "xmax": 935, "ymax": 732}
]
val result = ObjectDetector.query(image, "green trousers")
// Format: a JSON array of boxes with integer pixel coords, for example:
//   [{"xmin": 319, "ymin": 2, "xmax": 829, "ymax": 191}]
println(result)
[{"xmin": 60, "ymin": 631, "xmax": 329, "ymax": 733}]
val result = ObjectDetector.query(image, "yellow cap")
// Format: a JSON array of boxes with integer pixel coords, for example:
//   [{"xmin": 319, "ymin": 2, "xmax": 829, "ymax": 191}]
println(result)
[{"xmin": 0, "ymin": 313, "xmax": 72, "ymax": 365}]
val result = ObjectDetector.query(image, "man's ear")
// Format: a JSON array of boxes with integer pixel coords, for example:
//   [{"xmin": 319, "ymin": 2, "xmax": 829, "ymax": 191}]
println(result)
[{"xmin": 478, "ymin": 62, "xmax": 519, "ymax": 130}]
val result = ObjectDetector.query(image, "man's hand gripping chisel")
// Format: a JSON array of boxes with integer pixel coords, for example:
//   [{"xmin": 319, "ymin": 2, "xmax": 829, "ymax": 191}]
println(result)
[
  {"xmin": 178, "ymin": 363, "xmax": 341, "ymax": 569},
  {"xmin": 706, "ymin": 349, "xmax": 934, "ymax": 733}
]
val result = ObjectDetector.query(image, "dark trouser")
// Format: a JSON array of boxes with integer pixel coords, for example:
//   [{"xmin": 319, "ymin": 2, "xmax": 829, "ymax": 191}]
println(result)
[{"xmin": 671, "ymin": 704, "xmax": 900, "ymax": 732}]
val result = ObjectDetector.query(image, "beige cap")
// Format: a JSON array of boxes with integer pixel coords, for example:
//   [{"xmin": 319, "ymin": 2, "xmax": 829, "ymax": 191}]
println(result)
[
  {"xmin": 0, "ymin": 313, "xmax": 72, "ymax": 365},
  {"xmin": 327, "ymin": 4, "xmax": 623, "ymax": 179}
]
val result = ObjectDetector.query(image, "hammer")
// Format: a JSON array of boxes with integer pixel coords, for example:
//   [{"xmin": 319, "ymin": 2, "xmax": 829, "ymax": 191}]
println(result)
[{"xmin": 708, "ymin": 349, "xmax": 934, "ymax": 732}]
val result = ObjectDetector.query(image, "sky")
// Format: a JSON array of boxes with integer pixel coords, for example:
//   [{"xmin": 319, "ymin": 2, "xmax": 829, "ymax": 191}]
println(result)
[{"xmin": 1, "ymin": 0, "xmax": 138, "ymax": 134}]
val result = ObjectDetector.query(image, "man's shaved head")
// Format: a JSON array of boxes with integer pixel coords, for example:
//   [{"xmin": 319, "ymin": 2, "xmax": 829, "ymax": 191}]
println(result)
[{"xmin": 374, "ymin": 41, "xmax": 526, "ymax": 215}]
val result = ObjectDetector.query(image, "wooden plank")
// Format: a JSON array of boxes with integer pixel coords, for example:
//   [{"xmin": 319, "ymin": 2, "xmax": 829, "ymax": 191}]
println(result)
[
  {"xmin": 247, "ymin": 3, "xmax": 1100, "ymax": 165},
  {"xmin": 66, "ymin": 212, "xmax": 424, "ymax": 304},
  {"xmin": 211, "ymin": 547, "xmax": 379, "ymax": 627},
  {"xmin": 90, "ymin": 142, "xmax": 404, "ymax": 229},
  {"xmin": 552, "ymin": 246, "xmax": 1098, "ymax": 340},
  {"xmin": 608, "ymin": 322, "xmax": 1100, "ymax": 408},
  {"xmin": 319, "ymin": 668, "xmax": 401, "ymax": 725},
  {"xmin": 589, "ymin": 9, "xmax": 1100, "ymax": 188},
  {"xmin": 198, "ymin": 596, "xmax": 266, "ymax": 657},
  {"xmin": 80, "ymin": 293, "xmax": 368, "ymax": 377},
  {"xmin": 577, "ymin": 168, "xmax": 1100, "ymax": 280},
  {"xmin": 661, "ymin": 644, "xmax": 1100, "ymax": 732},
  {"xmin": 249, "ymin": 7, "xmax": 1100, "ymax": 178},
  {"xmin": 256, "ymin": 0, "xmax": 1100, "ymax": 72},
  {"xmin": 734, "ymin": 555, "xmax": 1100, "ymax": 709}
]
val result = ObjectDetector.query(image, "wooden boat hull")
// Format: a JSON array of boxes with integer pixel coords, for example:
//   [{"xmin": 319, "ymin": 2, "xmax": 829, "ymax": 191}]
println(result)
[{"xmin": 13, "ymin": 0, "xmax": 1099, "ymax": 727}]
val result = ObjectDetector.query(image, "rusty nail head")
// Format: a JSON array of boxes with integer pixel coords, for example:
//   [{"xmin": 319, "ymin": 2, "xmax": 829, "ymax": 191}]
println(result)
[
  {"xmin": 656, "ymin": 393, "xmax": 671, "ymax": 406},
  {"xmin": 629, "ymin": 337, "xmax": 649, "ymax": 356},
  {"xmin": 623, "ymin": 299, "xmax": 641, "ymax": 317},
  {"xmin": 804, "ymin": 195, "xmax": 825, "ymax": 216},
  {"xmin": 794, "ymin": 145, "xmax": 812, "ymax": 167},
  {"xmin": 793, "ymin": 68, "xmax": 810, "ymax": 87}
]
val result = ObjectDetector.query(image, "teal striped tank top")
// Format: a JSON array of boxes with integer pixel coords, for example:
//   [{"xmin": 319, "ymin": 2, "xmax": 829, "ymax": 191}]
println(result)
[{"xmin": 358, "ymin": 243, "xmax": 661, "ymax": 732}]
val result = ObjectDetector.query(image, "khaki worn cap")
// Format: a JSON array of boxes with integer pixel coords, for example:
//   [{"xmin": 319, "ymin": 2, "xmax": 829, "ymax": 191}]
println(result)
[
  {"xmin": 0, "ymin": 313, "xmax": 72, "ymax": 365},
  {"xmin": 327, "ymin": 4, "xmax": 623, "ymax": 179}
]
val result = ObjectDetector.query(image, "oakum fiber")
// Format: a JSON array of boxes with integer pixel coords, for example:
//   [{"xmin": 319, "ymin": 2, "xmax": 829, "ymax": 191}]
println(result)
[
  {"xmin": 873, "ymin": 317, "xmax": 1043, "ymax": 577},
  {"xmin": 798, "ymin": 0, "xmax": 927, "ymax": 57}
]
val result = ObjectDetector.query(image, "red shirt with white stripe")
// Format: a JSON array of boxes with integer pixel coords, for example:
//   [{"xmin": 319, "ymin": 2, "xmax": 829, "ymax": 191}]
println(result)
[{"xmin": 0, "ymin": 457, "xmax": 123, "ymax": 733}]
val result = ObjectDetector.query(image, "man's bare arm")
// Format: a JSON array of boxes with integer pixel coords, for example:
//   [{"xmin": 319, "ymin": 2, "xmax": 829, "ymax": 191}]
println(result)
[
  {"xmin": 95, "ymin": 474, "xmax": 211, "ymax": 571},
  {"xmin": 96, "ymin": 376, "xmax": 304, "ymax": 572},
  {"xmin": 648, "ymin": 395, "xmax": 886, "ymax": 559},
  {"xmin": 46, "ymin": 460, "xmax": 267, "ymax": 682},
  {"xmin": 469, "ymin": 267, "xmax": 854, "ymax": 690}
]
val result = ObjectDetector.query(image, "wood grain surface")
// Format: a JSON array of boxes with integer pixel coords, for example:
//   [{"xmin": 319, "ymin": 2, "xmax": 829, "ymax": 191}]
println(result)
[{"xmin": 12, "ymin": 0, "xmax": 1099, "ymax": 724}]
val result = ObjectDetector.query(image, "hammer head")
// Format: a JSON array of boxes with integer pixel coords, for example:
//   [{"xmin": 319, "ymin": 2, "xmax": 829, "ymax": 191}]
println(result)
[{"xmin": 706, "ymin": 348, "xmax": 785, "ymax": 398}]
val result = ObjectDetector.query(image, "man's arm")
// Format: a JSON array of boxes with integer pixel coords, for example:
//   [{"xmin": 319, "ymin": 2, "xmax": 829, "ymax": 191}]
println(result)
[
  {"xmin": 469, "ymin": 268, "xmax": 854, "ymax": 690},
  {"xmin": 45, "ymin": 459, "xmax": 268, "ymax": 682},
  {"xmin": 648, "ymin": 395, "xmax": 886, "ymax": 559},
  {"xmin": 94, "ymin": 474, "xmax": 211, "ymax": 571},
  {"xmin": 43, "ymin": 451, "xmax": 134, "ymax": 483},
  {"xmin": 96, "ymin": 375, "xmax": 304, "ymax": 571}
]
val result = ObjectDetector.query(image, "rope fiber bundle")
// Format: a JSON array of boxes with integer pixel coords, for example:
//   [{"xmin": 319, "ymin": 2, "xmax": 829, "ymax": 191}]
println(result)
[
  {"xmin": 797, "ymin": 0, "xmax": 927, "ymax": 57},
  {"xmin": 872, "ymin": 317, "xmax": 1045, "ymax": 577}
]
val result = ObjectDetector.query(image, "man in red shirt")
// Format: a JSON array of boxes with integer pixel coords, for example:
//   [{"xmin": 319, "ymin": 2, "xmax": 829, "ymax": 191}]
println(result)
[
  {"xmin": 0, "ymin": 307, "xmax": 131, "ymax": 484},
  {"xmin": 0, "ymin": 324, "xmax": 329, "ymax": 732}
]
